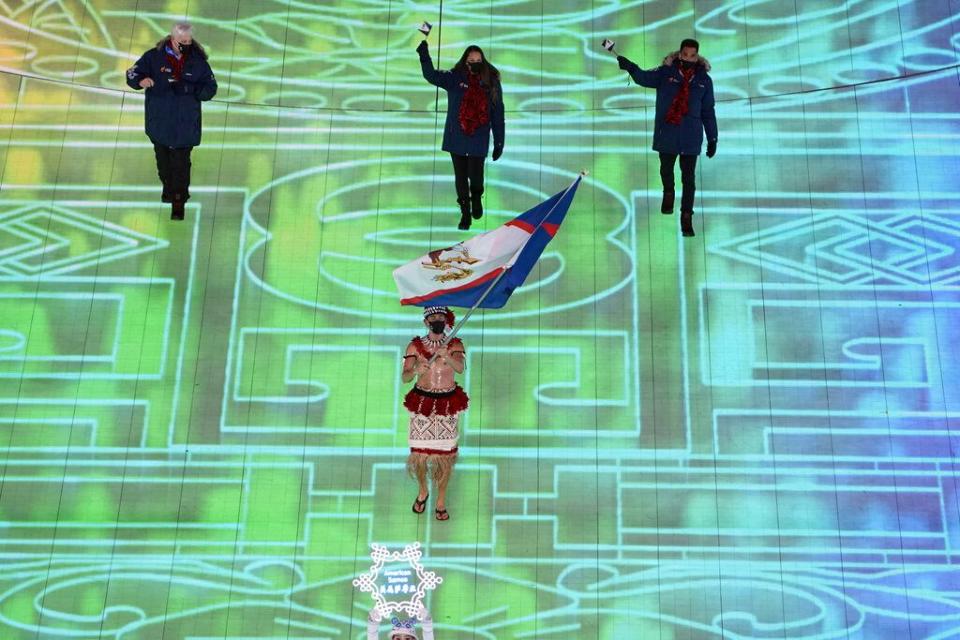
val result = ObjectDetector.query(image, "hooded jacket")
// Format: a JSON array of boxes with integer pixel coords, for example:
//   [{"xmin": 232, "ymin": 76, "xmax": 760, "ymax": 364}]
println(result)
[
  {"xmin": 418, "ymin": 44, "xmax": 505, "ymax": 158},
  {"xmin": 618, "ymin": 50, "xmax": 717, "ymax": 155},
  {"xmin": 126, "ymin": 39, "xmax": 218, "ymax": 148}
]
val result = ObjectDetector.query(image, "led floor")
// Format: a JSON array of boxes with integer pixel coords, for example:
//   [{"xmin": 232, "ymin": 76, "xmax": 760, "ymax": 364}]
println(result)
[{"xmin": 1, "ymin": 2, "xmax": 959, "ymax": 638}]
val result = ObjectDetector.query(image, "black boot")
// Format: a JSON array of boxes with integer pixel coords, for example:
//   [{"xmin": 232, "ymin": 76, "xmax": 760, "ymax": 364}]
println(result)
[
  {"xmin": 660, "ymin": 190, "xmax": 674, "ymax": 214},
  {"xmin": 457, "ymin": 198, "xmax": 471, "ymax": 230},
  {"xmin": 471, "ymin": 191, "xmax": 484, "ymax": 220},
  {"xmin": 680, "ymin": 181, "xmax": 696, "ymax": 218},
  {"xmin": 680, "ymin": 210, "xmax": 695, "ymax": 237},
  {"xmin": 171, "ymin": 194, "xmax": 185, "ymax": 221}
]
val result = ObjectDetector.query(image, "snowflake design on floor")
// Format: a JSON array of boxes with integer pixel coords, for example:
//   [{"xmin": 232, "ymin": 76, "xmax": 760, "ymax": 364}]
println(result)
[{"xmin": 353, "ymin": 542, "xmax": 443, "ymax": 617}]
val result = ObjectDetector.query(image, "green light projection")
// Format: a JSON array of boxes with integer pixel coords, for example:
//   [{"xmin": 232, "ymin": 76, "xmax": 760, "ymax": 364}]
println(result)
[{"xmin": 1, "ymin": 1, "xmax": 959, "ymax": 638}]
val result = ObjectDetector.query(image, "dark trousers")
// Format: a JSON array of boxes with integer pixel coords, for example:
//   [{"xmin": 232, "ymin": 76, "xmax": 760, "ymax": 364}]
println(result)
[
  {"xmin": 153, "ymin": 143, "xmax": 192, "ymax": 200},
  {"xmin": 450, "ymin": 153, "xmax": 485, "ymax": 203},
  {"xmin": 659, "ymin": 152, "xmax": 698, "ymax": 213}
]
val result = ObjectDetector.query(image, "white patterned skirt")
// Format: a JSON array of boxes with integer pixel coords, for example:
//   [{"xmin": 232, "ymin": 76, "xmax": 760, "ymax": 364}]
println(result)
[{"xmin": 404, "ymin": 385, "xmax": 469, "ymax": 455}]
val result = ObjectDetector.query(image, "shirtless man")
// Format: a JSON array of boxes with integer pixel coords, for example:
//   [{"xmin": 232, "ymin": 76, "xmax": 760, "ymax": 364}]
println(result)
[{"xmin": 401, "ymin": 306, "xmax": 468, "ymax": 521}]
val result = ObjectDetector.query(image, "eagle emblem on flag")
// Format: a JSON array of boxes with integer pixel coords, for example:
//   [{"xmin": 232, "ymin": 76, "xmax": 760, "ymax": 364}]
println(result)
[{"xmin": 421, "ymin": 245, "xmax": 482, "ymax": 283}]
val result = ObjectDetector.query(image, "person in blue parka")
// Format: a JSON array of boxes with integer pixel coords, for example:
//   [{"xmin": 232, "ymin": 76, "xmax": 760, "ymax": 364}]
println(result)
[
  {"xmin": 615, "ymin": 38, "xmax": 717, "ymax": 237},
  {"xmin": 418, "ymin": 40, "xmax": 505, "ymax": 231},
  {"xmin": 126, "ymin": 22, "xmax": 217, "ymax": 220}
]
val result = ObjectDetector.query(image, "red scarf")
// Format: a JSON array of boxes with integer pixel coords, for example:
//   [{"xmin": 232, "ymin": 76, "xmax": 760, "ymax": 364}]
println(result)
[
  {"xmin": 665, "ymin": 64, "xmax": 696, "ymax": 125},
  {"xmin": 164, "ymin": 49, "xmax": 187, "ymax": 81},
  {"xmin": 458, "ymin": 73, "xmax": 489, "ymax": 135}
]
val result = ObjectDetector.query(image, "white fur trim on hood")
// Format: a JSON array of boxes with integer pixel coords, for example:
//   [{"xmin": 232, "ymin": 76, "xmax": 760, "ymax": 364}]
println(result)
[{"xmin": 662, "ymin": 51, "xmax": 711, "ymax": 72}]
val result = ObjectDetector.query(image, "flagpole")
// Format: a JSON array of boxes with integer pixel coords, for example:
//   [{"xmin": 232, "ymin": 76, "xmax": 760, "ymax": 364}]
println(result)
[{"xmin": 427, "ymin": 171, "xmax": 586, "ymax": 363}]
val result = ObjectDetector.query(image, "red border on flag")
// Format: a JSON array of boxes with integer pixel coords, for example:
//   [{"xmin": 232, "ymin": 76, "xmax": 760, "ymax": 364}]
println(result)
[
  {"xmin": 505, "ymin": 220, "xmax": 535, "ymax": 233},
  {"xmin": 400, "ymin": 267, "xmax": 505, "ymax": 305},
  {"xmin": 506, "ymin": 219, "xmax": 559, "ymax": 237}
]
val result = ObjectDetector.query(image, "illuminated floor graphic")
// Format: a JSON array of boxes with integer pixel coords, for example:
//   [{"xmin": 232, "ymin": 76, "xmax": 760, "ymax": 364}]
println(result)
[{"xmin": 1, "ymin": 1, "xmax": 959, "ymax": 638}]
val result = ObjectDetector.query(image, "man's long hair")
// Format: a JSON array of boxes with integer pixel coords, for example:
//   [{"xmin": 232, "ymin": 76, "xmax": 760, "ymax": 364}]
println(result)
[
  {"xmin": 451, "ymin": 45, "xmax": 502, "ymax": 103},
  {"xmin": 154, "ymin": 35, "xmax": 208, "ymax": 60}
]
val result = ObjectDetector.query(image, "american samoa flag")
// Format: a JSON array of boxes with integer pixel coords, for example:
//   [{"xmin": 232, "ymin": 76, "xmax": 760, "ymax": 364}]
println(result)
[{"xmin": 393, "ymin": 175, "xmax": 582, "ymax": 309}]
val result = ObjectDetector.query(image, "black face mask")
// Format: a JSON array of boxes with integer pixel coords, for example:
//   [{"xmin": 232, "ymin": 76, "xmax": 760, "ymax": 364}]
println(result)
[
  {"xmin": 429, "ymin": 321, "xmax": 446, "ymax": 334},
  {"xmin": 178, "ymin": 42, "xmax": 192, "ymax": 54},
  {"xmin": 468, "ymin": 61, "xmax": 483, "ymax": 74},
  {"xmin": 679, "ymin": 58, "xmax": 695, "ymax": 70}
]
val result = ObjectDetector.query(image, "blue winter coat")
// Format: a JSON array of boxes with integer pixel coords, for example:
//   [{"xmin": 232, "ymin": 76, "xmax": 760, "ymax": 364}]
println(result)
[
  {"xmin": 620, "ymin": 52, "xmax": 717, "ymax": 155},
  {"xmin": 419, "ymin": 48, "xmax": 505, "ymax": 158},
  {"xmin": 126, "ymin": 41, "xmax": 218, "ymax": 149}
]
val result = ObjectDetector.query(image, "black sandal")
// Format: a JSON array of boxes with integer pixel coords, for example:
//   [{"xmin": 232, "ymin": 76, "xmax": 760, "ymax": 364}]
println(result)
[
  {"xmin": 435, "ymin": 508, "xmax": 449, "ymax": 521},
  {"xmin": 412, "ymin": 494, "xmax": 428, "ymax": 514}
]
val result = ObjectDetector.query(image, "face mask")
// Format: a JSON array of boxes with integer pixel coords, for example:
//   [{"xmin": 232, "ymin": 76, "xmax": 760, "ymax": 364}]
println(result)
[
  {"xmin": 468, "ymin": 61, "xmax": 482, "ymax": 74},
  {"xmin": 679, "ymin": 58, "xmax": 695, "ymax": 69},
  {"xmin": 178, "ymin": 42, "xmax": 192, "ymax": 54},
  {"xmin": 429, "ymin": 320, "xmax": 446, "ymax": 334}
]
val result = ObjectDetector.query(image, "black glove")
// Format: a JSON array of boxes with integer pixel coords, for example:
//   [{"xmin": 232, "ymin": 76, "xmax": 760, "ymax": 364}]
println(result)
[
  {"xmin": 416, "ymin": 40, "xmax": 429, "ymax": 55},
  {"xmin": 706, "ymin": 139, "xmax": 717, "ymax": 158},
  {"xmin": 617, "ymin": 55, "xmax": 631, "ymax": 71},
  {"xmin": 492, "ymin": 145, "xmax": 503, "ymax": 162}
]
